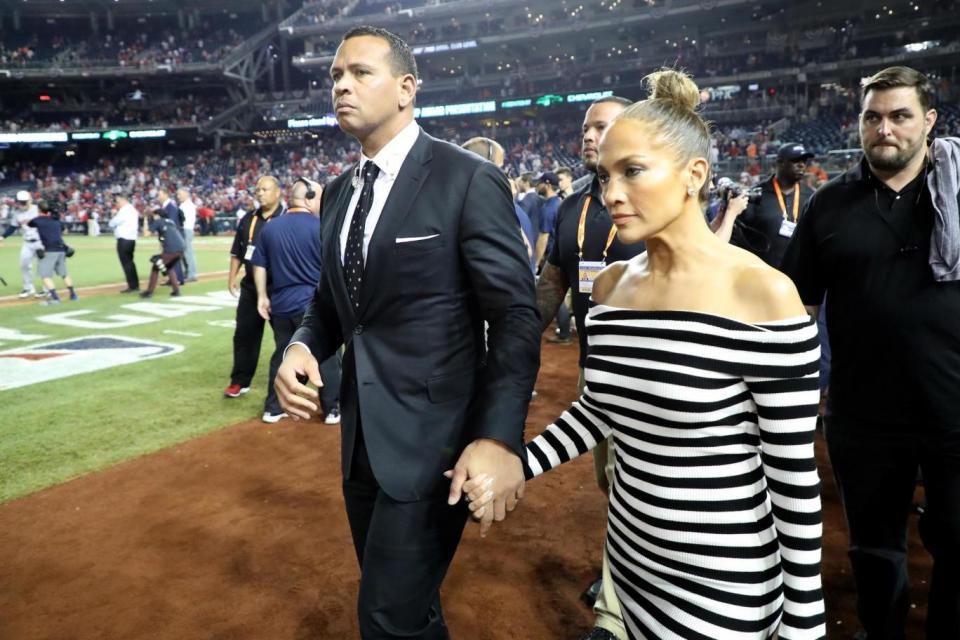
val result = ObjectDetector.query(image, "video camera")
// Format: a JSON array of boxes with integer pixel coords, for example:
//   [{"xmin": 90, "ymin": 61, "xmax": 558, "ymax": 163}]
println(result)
[{"xmin": 715, "ymin": 177, "xmax": 762, "ymax": 204}]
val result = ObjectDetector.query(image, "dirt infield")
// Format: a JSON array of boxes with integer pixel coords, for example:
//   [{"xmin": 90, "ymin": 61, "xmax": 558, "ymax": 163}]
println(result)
[{"xmin": 0, "ymin": 340, "xmax": 931, "ymax": 639}]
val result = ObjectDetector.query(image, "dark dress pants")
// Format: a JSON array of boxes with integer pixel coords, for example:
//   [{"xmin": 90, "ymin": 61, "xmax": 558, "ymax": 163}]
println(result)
[
  {"xmin": 230, "ymin": 282, "xmax": 265, "ymax": 388},
  {"xmin": 116, "ymin": 238, "xmax": 139, "ymax": 290},
  {"xmin": 825, "ymin": 415, "xmax": 960, "ymax": 640},
  {"xmin": 264, "ymin": 313, "xmax": 341, "ymax": 415},
  {"xmin": 342, "ymin": 380, "xmax": 469, "ymax": 639}
]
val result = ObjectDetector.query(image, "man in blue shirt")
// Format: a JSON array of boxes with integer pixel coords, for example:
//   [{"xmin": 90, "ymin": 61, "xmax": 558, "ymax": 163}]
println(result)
[
  {"xmin": 533, "ymin": 171, "xmax": 571, "ymax": 342},
  {"xmin": 28, "ymin": 201, "xmax": 79, "ymax": 305},
  {"xmin": 252, "ymin": 178, "xmax": 341, "ymax": 425}
]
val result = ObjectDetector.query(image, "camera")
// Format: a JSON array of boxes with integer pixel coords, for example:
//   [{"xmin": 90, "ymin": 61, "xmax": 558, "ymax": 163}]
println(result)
[
  {"xmin": 151, "ymin": 254, "xmax": 169, "ymax": 275},
  {"xmin": 716, "ymin": 177, "xmax": 762, "ymax": 204}
]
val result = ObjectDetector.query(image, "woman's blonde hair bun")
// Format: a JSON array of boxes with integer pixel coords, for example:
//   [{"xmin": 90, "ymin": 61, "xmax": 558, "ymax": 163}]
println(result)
[{"xmin": 644, "ymin": 68, "xmax": 701, "ymax": 112}]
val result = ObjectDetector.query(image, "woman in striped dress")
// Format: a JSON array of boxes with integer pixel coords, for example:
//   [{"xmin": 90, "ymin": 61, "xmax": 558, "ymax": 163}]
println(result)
[{"xmin": 462, "ymin": 69, "xmax": 826, "ymax": 640}]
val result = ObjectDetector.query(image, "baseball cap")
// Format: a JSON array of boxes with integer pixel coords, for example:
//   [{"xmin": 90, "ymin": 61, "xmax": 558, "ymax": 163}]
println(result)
[
  {"xmin": 537, "ymin": 172, "xmax": 560, "ymax": 188},
  {"xmin": 777, "ymin": 143, "xmax": 814, "ymax": 161},
  {"xmin": 15, "ymin": 190, "xmax": 31, "ymax": 202}
]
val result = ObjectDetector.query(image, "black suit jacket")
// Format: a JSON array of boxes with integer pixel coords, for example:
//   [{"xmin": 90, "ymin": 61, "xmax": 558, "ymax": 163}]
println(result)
[{"xmin": 292, "ymin": 128, "xmax": 541, "ymax": 501}]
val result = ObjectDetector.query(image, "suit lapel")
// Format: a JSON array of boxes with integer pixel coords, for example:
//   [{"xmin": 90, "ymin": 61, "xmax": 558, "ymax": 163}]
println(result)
[{"xmin": 357, "ymin": 131, "xmax": 433, "ymax": 319}]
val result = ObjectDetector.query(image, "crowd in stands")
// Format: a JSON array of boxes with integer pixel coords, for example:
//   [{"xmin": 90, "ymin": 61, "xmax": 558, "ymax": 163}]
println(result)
[
  {"xmin": 0, "ymin": 108, "xmax": 860, "ymax": 235},
  {"xmin": 1, "ymin": 95, "xmax": 232, "ymax": 133},
  {"xmin": 0, "ymin": 22, "xmax": 252, "ymax": 69}
]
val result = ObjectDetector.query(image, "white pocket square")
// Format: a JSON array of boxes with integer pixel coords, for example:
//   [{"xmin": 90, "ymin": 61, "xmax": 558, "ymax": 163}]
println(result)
[{"xmin": 395, "ymin": 234, "xmax": 440, "ymax": 244}]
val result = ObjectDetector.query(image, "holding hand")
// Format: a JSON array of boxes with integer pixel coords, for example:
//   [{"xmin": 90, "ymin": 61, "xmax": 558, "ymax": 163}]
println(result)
[{"xmin": 444, "ymin": 438, "xmax": 525, "ymax": 537}]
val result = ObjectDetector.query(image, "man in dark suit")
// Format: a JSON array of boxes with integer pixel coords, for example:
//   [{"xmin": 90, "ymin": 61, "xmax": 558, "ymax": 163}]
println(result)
[{"xmin": 275, "ymin": 26, "xmax": 540, "ymax": 639}]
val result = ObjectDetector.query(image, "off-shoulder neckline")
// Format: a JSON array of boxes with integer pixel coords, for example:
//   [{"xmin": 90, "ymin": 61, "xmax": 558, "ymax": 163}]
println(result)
[{"xmin": 589, "ymin": 304, "xmax": 814, "ymax": 331}]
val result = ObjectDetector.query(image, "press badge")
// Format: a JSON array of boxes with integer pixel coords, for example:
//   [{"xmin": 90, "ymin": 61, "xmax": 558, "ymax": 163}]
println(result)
[
  {"xmin": 244, "ymin": 244, "xmax": 256, "ymax": 260},
  {"xmin": 778, "ymin": 219, "xmax": 797, "ymax": 238},
  {"xmin": 579, "ymin": 261, "xmax": 605, "ymax": 294}
]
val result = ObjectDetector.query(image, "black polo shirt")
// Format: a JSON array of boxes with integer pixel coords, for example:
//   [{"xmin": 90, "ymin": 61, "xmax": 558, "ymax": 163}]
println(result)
[
  {"xmin": 733, "ymin": 174, "xmax": 815, "ymax": 268},
  {"xmin": 781, "ymin": 157, "xmax": 960, "ymax": 431},
  {"xmin": 230, "ymin": 205, "xmax": 285, "ymax": 286},
  {"xmin": 547, "ymin": 175, "xmax": 646, "ymax": 367}
]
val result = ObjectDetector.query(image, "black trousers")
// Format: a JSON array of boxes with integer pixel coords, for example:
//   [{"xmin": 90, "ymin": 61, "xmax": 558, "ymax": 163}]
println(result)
[
  {"xmin": 230, "ymin": 282, "xmax": 265, "ymax": 388},
  {"xmin": 264, "ymin": 313, "xmax": 342, "ymax": 415},
  {"xmin": 342, "ymin": 388, "xmax": 468, "ymax": 639},
  {"xmin": 116, "ymin": 238, "xmax": 139, "ymax": 290},
  {"xmin": 825, "ymin": 415, "xmax": 960, "ymax": 640}
]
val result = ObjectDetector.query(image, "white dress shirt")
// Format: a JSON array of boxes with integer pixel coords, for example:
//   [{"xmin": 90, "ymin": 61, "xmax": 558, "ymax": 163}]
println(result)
[
  {"xmin": 179, "ymin": 198, "xmax": 197, "ymax": 229},
  {"xmin": 339, "ymin": 119, "xmax": 420, "ymax": 265},
  {"xmin": 109, "ymin": 202, "xmax": 140, "ymax": 240}
]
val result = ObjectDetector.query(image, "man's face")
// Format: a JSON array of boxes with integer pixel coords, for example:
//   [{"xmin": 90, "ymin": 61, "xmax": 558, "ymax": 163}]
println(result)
[
  {"xmin": 330, "ymin": 36, "xmax": 411, "ymax": 141},
  {"xmin": 255, "ymin": 179, "xmax": 280, "ymax": 209},
  {"xmin": 536, "ymin": 182, "xmax": 551, "ymax": 197},
  {"xmin": 860, "ymin": 86, "xmax": 936, "ymax": 174},
  {"xmin": 582, "ymin": 101, "xmax": 627, "ymax": 171},
  {"xmin": 558, "ymin": 173, "xmax": 573, "ymax": 193},
  {"xmin": 776, "ymin": 158, "xmax": 807, "ymax": 183}
]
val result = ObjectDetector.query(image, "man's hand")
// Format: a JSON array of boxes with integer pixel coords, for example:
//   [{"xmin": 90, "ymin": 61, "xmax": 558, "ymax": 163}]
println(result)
[
  {"xmin": 445, "ymin": 439, "xmax": 524, "ymax": 537},
  {"xmin": 228, "ymin": 276, "xmax": 240, "ymax": 297},
  {"xmin": 274, "ymin": 343, "xmax": 324, "ymax": 421},
  {"xmin": 257, "ymin": 296, "xmax": 271, "ymax": 321}
]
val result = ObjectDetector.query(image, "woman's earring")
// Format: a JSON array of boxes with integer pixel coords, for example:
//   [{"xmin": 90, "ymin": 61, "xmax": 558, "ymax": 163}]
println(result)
[{"xmin": 687, "ymin": 187, "xmax": 695, "ymax": 197}]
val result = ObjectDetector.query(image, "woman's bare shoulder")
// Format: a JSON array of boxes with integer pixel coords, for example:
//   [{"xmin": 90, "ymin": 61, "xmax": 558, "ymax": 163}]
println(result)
[
  {"xmin": 732, "ymin": 260, "xmax": 806, "ymax": 321},
  {"xmin": 591, "ymin": 253, "xmax": 646, "ymax": 305}
]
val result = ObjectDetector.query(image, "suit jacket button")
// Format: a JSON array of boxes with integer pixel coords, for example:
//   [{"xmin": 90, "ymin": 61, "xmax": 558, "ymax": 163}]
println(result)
[{"xmin": 354, "ymin": 325, "xmax": 363, "ymax": 335}]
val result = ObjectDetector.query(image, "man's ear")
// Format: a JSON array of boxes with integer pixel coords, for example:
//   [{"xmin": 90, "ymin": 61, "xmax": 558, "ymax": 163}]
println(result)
[
  {"xmin": 398, "ymin": 74, "xmax": 417, "ymax": 110},
  {"xmin": 925, "ymin": 108, "xmax": 938, "ymax": 139}
]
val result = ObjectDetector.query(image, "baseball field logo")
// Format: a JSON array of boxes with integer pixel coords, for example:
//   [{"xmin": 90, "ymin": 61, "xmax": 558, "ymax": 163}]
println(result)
[{"xmin": 0, "ymin": 335, "xmax": 184, "ymax": 391}]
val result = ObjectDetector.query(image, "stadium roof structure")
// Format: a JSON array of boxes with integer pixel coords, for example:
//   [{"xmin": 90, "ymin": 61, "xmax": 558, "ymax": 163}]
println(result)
[{"xmin": 0, "ymin": 0, "xmax": 267, "ymax": 18}]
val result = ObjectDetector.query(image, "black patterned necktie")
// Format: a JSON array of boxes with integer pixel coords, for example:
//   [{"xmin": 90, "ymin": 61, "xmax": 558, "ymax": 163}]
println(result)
[{"xmin": 343, "ymin": 160, "xmax": 380, "ymax": 309}]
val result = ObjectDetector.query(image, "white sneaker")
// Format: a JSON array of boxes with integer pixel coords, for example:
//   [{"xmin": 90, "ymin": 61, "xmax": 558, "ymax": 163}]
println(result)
[
  {"xmin": 324, "ymin": 409, "xmax": 341, "ymax": 425},
  {"xmin": 18, "ymin": 289, "xmax": 35, "ymax": 298},
  {"xmin": 262, "ymin": 411, "xmax": 288, "ymax": 424}
]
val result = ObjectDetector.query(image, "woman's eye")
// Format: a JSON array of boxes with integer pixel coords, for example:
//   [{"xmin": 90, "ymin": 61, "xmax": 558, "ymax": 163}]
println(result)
[
  {"xmin": 597, "ymin": 174, "xmax": 609, "ymax": 184},
  {"xmin": 625, "ymin": 167, "xmax": 643, "ymax": 177}
]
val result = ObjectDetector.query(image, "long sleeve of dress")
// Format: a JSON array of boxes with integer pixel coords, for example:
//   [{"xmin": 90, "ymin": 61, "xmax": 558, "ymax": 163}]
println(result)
[{"xmin": 743, "ymin": 320, "xmax": 825, "ymax": 640}]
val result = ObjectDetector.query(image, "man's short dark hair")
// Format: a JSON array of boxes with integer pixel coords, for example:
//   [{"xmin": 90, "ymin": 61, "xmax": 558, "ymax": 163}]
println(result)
[
  {"xmin": 556, "ymin": 167, "xmax": 573, "ymax": 179},
  {"xmin": 519, "ymin": 172, "xmax": 535, "ymax": 187},
  {"xmin": 591, "ymin": 95, "xmax": 633, "ymax": 108},
  {"xmin": 343, "ymin": 26, "xmax": 418, "ymax": 81},
  {"xmin": 861, "ymin": 66, "xmax": 934, "ymax": 112}
]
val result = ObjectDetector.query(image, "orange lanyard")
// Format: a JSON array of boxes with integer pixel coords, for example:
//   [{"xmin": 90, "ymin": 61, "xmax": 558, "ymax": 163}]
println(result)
[
  {"xmin": 576, "ymin": 195, "xmax": 617, "ymax": 260},
  {"xmin": 247, "ymin": 215, "xmax": 258, "ymax": 243},
  {"xmin": 773, "ymin": 179, "xmax": 800, "ymax": 223}
]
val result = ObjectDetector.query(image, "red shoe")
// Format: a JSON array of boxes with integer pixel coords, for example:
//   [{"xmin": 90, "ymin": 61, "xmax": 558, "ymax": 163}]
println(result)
[{"xmin": 224, "ymin": 384, "xmax": 250, "ymax": 398}]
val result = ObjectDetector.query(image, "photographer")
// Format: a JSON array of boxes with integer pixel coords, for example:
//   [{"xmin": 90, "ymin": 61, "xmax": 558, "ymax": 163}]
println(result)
[
  {"xmin": 730, "ymin": 143, "xmax": 817, "ymax": 268},
  {"xmin": 140, "ymin": 208, "xmax": 184, "ymax": 299},
  {"xmin": 28, "ymin": 201, "xmax": 79, "ymax": 305},
  {"xmin": 709, "ymin": 177, "xmax": 751, "ymax": 243}
]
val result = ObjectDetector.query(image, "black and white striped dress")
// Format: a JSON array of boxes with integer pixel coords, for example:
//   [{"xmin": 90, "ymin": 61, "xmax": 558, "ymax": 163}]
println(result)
[{"xmin": 525, "ymin": 306, "xmax": 826, "ymax": 640}]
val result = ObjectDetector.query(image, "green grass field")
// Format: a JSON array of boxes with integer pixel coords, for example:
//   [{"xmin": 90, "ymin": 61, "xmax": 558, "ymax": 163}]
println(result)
[
  {"xmin": 0, "ymin": 233, "xmax": 234, "ymax": 292},
  {"xmin": 0, "ymin": 234, "xmax": 278, "ymax": 503}
]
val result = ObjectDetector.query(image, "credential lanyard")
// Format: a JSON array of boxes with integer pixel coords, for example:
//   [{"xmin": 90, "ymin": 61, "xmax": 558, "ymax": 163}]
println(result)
[
  {"xmin": 576, "ymin": 195, "xmax": 617, "ymax": 260},
  {"xmin": 773, "ymin": 179, "xmax": 800, "ymax": 223}
]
